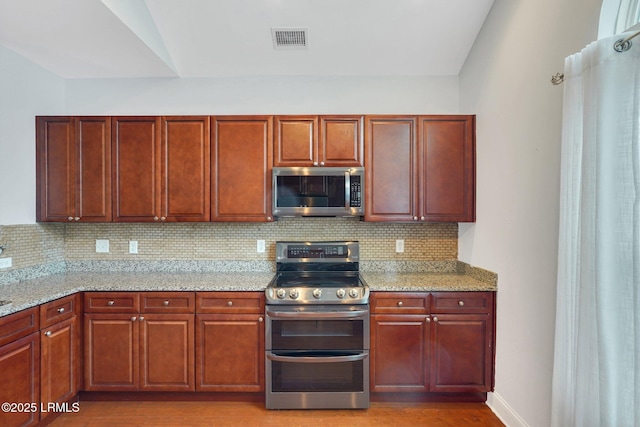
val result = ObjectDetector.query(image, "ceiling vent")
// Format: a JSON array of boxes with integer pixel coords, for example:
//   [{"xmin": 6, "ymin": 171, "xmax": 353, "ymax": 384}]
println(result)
[{"xmin": 271, "ymin": 28, "xmax": 308, "ymax": 50}]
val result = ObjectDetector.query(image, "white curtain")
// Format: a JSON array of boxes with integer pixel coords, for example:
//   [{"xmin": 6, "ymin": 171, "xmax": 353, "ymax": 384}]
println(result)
[{"xmin": 551, "ymin": 32, "xmax": 640, "ymax": 427}]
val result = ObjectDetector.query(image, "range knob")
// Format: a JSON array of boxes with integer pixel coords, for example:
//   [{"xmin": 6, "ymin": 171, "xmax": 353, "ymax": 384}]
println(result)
[
  {"xmin": 349, "ymin": 288, "xmax": 359, "ymax": 298},
  {"xmin": 289, "ymin": 288, "xmax": 300, "ymax": 299},
  {"xmin": 312, "ymin": 288, "xmax": 322, "ymax": 299},
  {"xmin": 276, "ymin": 288, "xmax": 286, "ymax": 299},
  {"xmin": 336, "ymin": 289, "xmax": 346, "ymax": 299}
]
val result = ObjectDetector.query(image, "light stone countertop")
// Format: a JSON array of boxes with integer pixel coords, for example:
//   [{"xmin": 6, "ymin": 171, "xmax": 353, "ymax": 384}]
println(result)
[{"xmin": 0, "ymin": 263, "xmax": 497, "ymax": 317}]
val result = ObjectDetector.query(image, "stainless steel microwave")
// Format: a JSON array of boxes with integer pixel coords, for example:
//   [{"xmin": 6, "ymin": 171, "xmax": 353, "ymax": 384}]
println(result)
[{"xmin": 272, "ymin": 167, "xmax": 364, "ymax": 217}]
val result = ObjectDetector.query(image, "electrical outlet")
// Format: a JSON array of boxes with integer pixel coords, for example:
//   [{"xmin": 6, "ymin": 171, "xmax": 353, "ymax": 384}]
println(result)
[
  {"xmin": 129, "ymin": 241, "xmax": 138, "ymax": 254},
  {"xmin": 257, "ymin": 240, "xmax": 266, "ymax": 253},
  {"xmin": 95, "ymin": 239, "xmax": 110, "ymax": 253},
  {"xmin": 395, "ymin": 239, "xmax": 405, "ymax": 253},
  {"xmin": 0, "ymin": 257, "xmax": 12, "ymax": 269}
]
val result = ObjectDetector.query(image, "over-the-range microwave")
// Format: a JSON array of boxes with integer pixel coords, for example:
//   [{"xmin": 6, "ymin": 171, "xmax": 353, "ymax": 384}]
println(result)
[{"xmin": 272, "ymin": 167, "xmax": 364, "ymax": 217}]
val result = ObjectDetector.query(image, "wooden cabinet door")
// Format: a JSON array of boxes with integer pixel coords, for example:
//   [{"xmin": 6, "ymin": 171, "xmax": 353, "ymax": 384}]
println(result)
[
  {"xmin": 195, "ymin": 313, "xmax": 264, "ymax": 392},
  {"xmin": 320, "ymin": 116, "xmax": 363, "ymax": 166},
  {"xmin": 140, "ymin": 314, "xmax": 194, "ymax": 391},
  {"xmin": 429, "ymin": 313, "xmax": 493, "ymax": 392},
  {"xmin": 274, "ymin": 116, "xmax": 317, "ymax": 166},
  {"xmin": 84, "ymin": 313, "xmax": 139, "ymax": 391},
  {"xmin": 370, "ymin": 314, "xmax": 429, "ymax": 392},
  {"xmin": 112, "ymin": 116, "xmax": 161, "ymax": 222},
  {"xmin": 40, "ymin": 316, "xmax": 80, "ymax": 415},
  {"xmin": 419, "ymin": 116, "xmax": 475, "ymax": 222},
  {"xmin": 212, "ymin": 116, "xmax": 273, "ymax": 222},
  {"xmin": 161, "ymin": 116, "xmax": 210, "ymax": 222},
  {"xmin": 0, "ymin": 332, "xmax": 40, "ymax": 427},
  {"xmin": 364, "ymin": 116, "xmax": 418, "ymax": 221}
]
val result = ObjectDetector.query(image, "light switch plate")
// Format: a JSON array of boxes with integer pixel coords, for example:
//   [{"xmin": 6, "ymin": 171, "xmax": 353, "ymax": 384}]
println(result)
[
  {"xmin": 395, "ymin": 239, "xmax": 405, "ymax": 253},
  {"xmin": 0, "ymin": 257, "xmax": 12, "ymax": 269},
  {"xmin": 129, "ymin": 241, "xmax": 138, "ymax": 254},
  {"xmin": 96, "ymin": 239, "xmax": 110, "ymax": 253},
  {"xmin": 257, "ymin": 240, "xmax": 266, "ymax": 253}
]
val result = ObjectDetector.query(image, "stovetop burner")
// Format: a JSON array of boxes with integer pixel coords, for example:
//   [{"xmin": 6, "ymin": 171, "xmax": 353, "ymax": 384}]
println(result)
[{"xmin": 266, "ymin": 241, "xmax": 369, "ymax": 305}]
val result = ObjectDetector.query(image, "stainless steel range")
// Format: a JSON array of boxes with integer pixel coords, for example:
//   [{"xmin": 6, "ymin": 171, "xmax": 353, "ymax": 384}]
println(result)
[{"xmin": 265, "ymin": 241, "xmax": 370, "ymax": 410}]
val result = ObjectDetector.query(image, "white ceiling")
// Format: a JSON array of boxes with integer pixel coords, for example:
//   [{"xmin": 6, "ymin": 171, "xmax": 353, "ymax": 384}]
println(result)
[{"xmin": 0, "ymin": 0, "xmax": 494, "ymax": 79}]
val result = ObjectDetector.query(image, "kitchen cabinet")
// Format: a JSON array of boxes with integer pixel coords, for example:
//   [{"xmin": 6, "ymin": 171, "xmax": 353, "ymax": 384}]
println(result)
[
  {"xmin": 39, "ymin": 294, "xmax": 81, "ymax": 424},
  {"xmin": 113, "ymin": 116, "xmax": 210, "ymax": 222},
  {"xmin": 0, "ymin": 308, "xmax": 40, "ymax": 427},
  {"xmin": 195, "ymin": 292, "xmax": 264, "ymax": 392},
  {"xmin": 36, "ymin": 116, "xmax": 112, "ymax": 222},
  {"xmin": 83, "ymin": 292, "xmax": 195, "ymax": 391},
  {"xmin": 364, "ymin": 115, "xmax": 475, "ymax": 222},
  {"xmin": 370, "ymin": 291, "xmax": 494, "ymax": 395},
  {"xmin": 274, "ymin": 115, "xmax": 363, "ymax": 167},
  {"xmin": 211, "ymin": 116, "xmax": 273, "ymax": 222}
]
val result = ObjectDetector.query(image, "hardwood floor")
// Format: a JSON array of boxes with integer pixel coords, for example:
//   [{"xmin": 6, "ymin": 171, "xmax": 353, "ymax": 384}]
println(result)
[{"xmin": 48, "ymin": 401, "xmax": 505, "ymax": 427}]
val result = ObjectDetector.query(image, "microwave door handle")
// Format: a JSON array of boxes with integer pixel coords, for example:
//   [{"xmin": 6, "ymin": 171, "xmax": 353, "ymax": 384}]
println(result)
[
  {"xmin": 266, "ymin": 309, "xmax": 369, "ymax": 320},
  {"xmin": 266, "ymin": 352, "xmax": 368, "ymax": 364},
  {"xmin": 345, "ymin": 171, "xmax": 350, "ymax": 210}
]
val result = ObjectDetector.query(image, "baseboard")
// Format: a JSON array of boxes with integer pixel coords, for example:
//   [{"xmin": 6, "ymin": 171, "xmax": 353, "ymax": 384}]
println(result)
[{"xmin": 486, "ymin": 392, "xmax": 529, "ymax": 427}]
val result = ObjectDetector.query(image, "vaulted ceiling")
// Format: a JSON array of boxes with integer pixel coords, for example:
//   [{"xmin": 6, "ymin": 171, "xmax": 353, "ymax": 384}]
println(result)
[{"xmin": 0, "ymin": 0, "xmax": 494, "ymax": 79}]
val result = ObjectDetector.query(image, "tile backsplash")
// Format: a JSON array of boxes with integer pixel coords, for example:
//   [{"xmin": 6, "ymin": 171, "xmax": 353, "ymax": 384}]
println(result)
[{"xmin": 0, "ymin": 219, "xmax": 457, "ymax": 275}]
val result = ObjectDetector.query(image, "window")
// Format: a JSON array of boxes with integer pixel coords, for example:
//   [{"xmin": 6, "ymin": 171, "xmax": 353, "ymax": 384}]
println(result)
[{"xmin": 599, "ymin": 0, "xmax": 640, "ymax": 38}]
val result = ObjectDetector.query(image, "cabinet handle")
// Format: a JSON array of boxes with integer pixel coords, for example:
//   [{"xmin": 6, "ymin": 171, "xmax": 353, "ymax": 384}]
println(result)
[
  {"xmin": 320, "ymin": 161, "xmax": 325, "ymax": 166},
  {"xmin": 45, "ymin": 331, "xmax": 52, "ymax": 337},
  {"xmin": 413, "ymin": 216, "xmax": 418, "ymax": 221},
  {"xmin": 139, "ymin": 316, "xmax": 144, "ymax": 321},
  {"xmin": 458, "ymin": 300, "xmax": 465, "ymax": 307},
  {"xmin": 74, "ymin": 217, "xmax": 80, "ymax": 221},
  {"xmin": 425, "ymin": 317, "xmax": 431, "ymax": 323},
  {"xmin": 131, "ymin": 316, "xmax": 137, "ymax": 321},
  {"xmin": 313, "ymin": 162, "xmax": 318, "ymax": 166},
  {"xmin": 432, "ymin": 316, "xmax": 439, "ymax": 322},
  {"xmin": 57, "ymin": 307, "xmax": 65, "ymax": 313},
  {"xmin": 160, "ymin": 217, "xmax": 166, "ymax": 221},
  {"xmin": 397, "ymin": 301, "xmax": 403, "ymax": 307},
  {"xmin": 154, "ymin": 216, "xmax": 159, "ymax": 221},
  {"xmin": 68, "ymin": 216, "xmax": 74, "ymax": 221},
  {"xmin": 227, "ymin": 301, "xmax": 233, "ymax": 306},
  {"xmin": 420, "ymin": 216, "xmax": 425, "ymax": 221},
  {"xmin": 258, "ymin": 317, "xmax": 264, "ymax": 323},
  {"xmin": 163, "ymin": 300, "xmax": 170, "ymax": 306},
  {"xmin": 267, "ymin": 216, "xmax": 272, "ymax": 221},
  {"xmin": 107, "ymin": 300, "xmax": 115, "ymax": 306}
]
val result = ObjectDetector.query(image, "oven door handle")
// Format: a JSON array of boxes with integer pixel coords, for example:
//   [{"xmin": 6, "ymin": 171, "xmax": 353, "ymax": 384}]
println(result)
[
  {"xmin": 266, "ymin": 309, "xmax": 369, "ymax": 319},
  {"xmin": 266, "ymin": 351, "xmax": 368, "ymax": 364}
]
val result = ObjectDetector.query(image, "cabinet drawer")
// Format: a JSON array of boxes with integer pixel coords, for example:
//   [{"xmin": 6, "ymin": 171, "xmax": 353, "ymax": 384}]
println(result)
[
  {"xmin": 40, "ymin": 294, "xmax": 79, "ymax": 328},
  {"xmin": 196, "ymin": 292, "xmax": 264, "ymax": 314},
  {"xmin": 370, "ymin": 292, "xmax": 429, "ymax": 314},
  {"xmin": 431, "ymin": 292, "xmax": 494, "ymax": 313},
  {"xmin": 141, "ymin": 292, "xmax": 195, "ymax": 313},
  {"xmin": 84, "ymin": 292, "xmax": 140, "ymax": 313},
  {"xmin": 0, "ymin": 307, "xmax": 39, "ymax": 347}
]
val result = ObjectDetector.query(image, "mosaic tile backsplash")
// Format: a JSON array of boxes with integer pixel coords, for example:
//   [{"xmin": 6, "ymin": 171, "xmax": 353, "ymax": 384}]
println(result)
[{"xmin": 0, "ymin": 219, "xmax": 457, "ymax": 279}]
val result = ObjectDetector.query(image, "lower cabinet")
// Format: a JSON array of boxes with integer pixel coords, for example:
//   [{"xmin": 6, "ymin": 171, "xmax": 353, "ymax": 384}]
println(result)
[
  {"xmin": 83, "ymin": 292, "xmax": 195, "ymax": 391},
  {"xmin": 370, "ymin": 291, "xmax": 495, "ymax": 394},
  {"xmin": 195, "ymin": 292, "xmax": 265, "ymax": 392}
]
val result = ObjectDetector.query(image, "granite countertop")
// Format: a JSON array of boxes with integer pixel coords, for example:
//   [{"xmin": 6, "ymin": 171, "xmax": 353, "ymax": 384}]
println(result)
[{"xmin": 0, "ymin": 262, "xmax": 497, "ymax": 317}]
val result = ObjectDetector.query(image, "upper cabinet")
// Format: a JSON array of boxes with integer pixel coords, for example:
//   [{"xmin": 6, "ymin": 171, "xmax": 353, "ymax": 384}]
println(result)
[
  {"xmin": 274, "ymin": 115, "xmax": 363, "ymax": 167},
  {"xmin": 112, "ymin": 116, "xmax": 210, "ymax": 222},
  {"xmin": 211, "ymin": 116, "xmax": 273, "ymax": 222},
  {"xmin": 36, "ymin": 116, "xmax": 112, "ymax": 222},
  {"xmin": 365, "ymin": 115, "xmax": 475, "ymax": 222}
]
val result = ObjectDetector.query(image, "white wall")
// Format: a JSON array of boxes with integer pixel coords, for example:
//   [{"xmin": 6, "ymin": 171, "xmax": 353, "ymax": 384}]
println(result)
[
  {"xmin": 458, "ymin": 1, "xmax": 601, "ymax": 426},
  {"xmin": 64, "ymin": 75, "xmax": 458, "ymax": 115},
  {"xmin": 0, "ymin": 45, "xmax": 65, "ymax": 225}
]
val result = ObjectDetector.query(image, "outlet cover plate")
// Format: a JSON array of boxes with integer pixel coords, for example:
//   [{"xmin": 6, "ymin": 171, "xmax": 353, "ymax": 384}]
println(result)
[
  {"xmin": 96, "ymin": 239, "xmax": 110, "ymax": 253},
  {"xmin": 257, "ymin": 240, "xmax": 266, "ymax": 253},
  {"xmin": 395, "ymin": 239, "xmax": 405, "ymax": 253},
  {"xmin": 0, "ymin": 257, "xmax": 12, "ymax": 269},
  {"xmin": 129, "ymin": 241, "xmax": 138, "ymax": 254}
]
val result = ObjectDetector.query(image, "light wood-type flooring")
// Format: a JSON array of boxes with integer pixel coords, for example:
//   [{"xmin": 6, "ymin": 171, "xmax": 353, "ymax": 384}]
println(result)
[{"xmin": 47, "ymin": 401, "xmax": 505, "ymax": 427}]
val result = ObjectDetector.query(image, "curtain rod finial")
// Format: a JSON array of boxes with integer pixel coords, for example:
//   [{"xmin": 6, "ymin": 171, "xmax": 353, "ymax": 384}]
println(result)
[{"xmin": 551, "ymin": 72, "xmax": 564, "ymax": 85}]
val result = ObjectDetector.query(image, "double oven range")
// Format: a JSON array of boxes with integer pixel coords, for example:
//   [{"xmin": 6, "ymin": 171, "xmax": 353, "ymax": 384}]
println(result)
[{"xmin": 265, "ymin": 241, "xmax": 370, "ymax": 409}]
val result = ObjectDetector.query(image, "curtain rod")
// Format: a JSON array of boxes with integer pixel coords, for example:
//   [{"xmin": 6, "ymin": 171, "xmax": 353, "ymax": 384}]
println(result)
[{"xmin": 551, "ymin": 29, "xmax": 640, "ymax": 85}]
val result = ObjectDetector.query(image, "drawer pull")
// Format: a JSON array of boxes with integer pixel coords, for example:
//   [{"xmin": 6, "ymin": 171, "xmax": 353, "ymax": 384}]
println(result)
[
  {"xmin": 57, "ymin": 307, "xmax": 65, "ymax": 313},
  {"xmin": 163, "ymin": 300, "xmax": 170, "ymax": 306},
  {"xmin": 425, "ymin": 317, "xmax": 431, "ymax": 323},
  {"xmin": 397, "ymin": 301, "xmax": 403, "ymax": 307},
  {"xmin": 458, "ymin": 300, "xmax": 465, "ymax": 307},
  {"xmin": 432, "ymin": 316, "xmax": 439, "ymax": 322},
  {"xmin": 139, "ymin": 316, "xmax": 144, "ymax": 321},
  {"xmin": 131, "ymin": 316, "xmax": 137, "ymax": 321},
  {"xmin": 227, "ymin": 301, "xmax": 233, "ymax": 306},
  {"xmin": 107, "ymin": 300, "xmax": 115, "ymax": 306},
  {"xmin": 45, "ymin": 331, "xmax": 52, "ymax": 337},
  {"xmin": 258, "ymin": 317, "xmax": 264, "ymax": 323}
]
